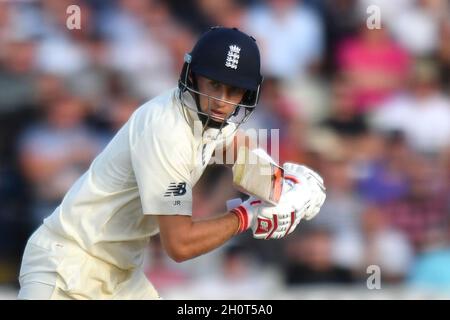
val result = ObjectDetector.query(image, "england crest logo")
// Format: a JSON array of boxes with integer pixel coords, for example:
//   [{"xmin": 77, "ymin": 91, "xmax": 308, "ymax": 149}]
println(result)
[{"xmin": 225, "ymin": 45, "xmax": 241, "ymax": 70}]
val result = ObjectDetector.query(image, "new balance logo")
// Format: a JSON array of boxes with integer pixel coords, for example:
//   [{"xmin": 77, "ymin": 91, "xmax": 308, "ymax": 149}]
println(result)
[
  {"xmin": 164, "ymin": 182, "xmax": 187, "ymax": 197},
  {"xmin": 225, "ymin": 45, "xmax": 240, "ymax": 69}
]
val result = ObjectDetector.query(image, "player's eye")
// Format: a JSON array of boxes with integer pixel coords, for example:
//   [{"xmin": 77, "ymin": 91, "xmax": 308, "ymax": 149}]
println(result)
[
  {"xmin": 229, "ymin": 86, "xmax": 245, "ymax": 97},
  {"xmin": 209, "ymin": 81, "xmax": 221, "ymax": 90}
]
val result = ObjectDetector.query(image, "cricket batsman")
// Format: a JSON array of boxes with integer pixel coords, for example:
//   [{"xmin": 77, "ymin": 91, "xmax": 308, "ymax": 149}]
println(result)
[{"xmin": 18, "ymin": 27, "xmax": 326, "ymax": 299}]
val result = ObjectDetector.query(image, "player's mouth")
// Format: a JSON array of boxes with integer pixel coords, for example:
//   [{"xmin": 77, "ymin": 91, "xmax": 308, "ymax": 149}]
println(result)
[{"xmin": 210, "ymin": 110, "xmax": 226, "ymax": 120}]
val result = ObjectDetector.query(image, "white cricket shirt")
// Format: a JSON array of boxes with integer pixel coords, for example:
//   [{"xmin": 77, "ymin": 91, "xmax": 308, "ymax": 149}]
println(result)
[{"xmin": 43, "ymin": 88, "xmax": 237, "ymax": 270}]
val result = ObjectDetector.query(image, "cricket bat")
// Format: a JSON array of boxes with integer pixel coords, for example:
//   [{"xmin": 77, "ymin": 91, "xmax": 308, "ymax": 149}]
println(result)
[{"xmin": 232, "ymin": 146, "xmax": 284, "ymax": 205}]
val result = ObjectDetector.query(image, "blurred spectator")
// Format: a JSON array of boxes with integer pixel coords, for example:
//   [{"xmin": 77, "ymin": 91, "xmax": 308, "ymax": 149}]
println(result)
[
  {"xmin": 195, "ymin": 0, "xmax": 248, "ymax": 30},
  {"xmin": 0, "ymin": 36, "xmax": 39, "ymax": 262},
  {"xmin": 143, "ymin": 1, "xmax": 195, "ymax": 77},
  {"xmin": 309, "ymin": 140, "xmax": 363, "ymax": 236},
  {"xmin": 101, "ymin": 0, "xmax": 188, "ymax": 99},
  {"xmin": 244, "ymin": 77, "xmax": 297, "ymax": 130},
  {"xmin": 356, "ymin": 131, "xmax": 410, "ymax": 204},
  {"xmin": 66, "ymin": 35, "xmax": 112, "ymax": 107},
  {"xmin": 0, "ymin": 2, "xmax": 12, "ymax": 47},
  {"xmin": 321, "ymin": 74, "xmax": 369, "ymax": 137},
  {"xmin": 336, "ymin": 22, "xmax": 410, "ymax": 112},
  {"xmin": 166, "ymin": 0, "xmax": 211, "ymax": 34},
  {"xmin": 350, "ymin": 131, "xmax": 387, "ymax": 183},
  {"xmin": 371, "ymin": 59, "xmax": 450, "ymax": 155},
  {"xmin": 357, "ymin": 0, "xmax": 413, "ymax": 29},
  {"xmin": 34, "ymin": 73, "xmax": 68, "ymax": 107},
  {"xmin": 174, "ymin": 242, "xmax": 278, "ymax": 299},
  {"xmin": 98, "ymin": 0, "xmax": 150, "ymax": 43},
  {"xmin": 0, "ymin": 35, "xmax": 46, "ymax": 280},
  {"xmin": 390, "ymin": 0, "xmax": 447, "ymax": 57},
  {"xmin": 243, "ymin": 76, "xmax": 309, "ymax": 165},
  {"xmin": 0, "ymin": 39, "xmax": 36, "ymax": 112},
  {"xmin": 35, "ymin": 1, "xmax": 94, "ymax": 77},
  {"xmin": 18, "ymin": 95, "xmax": 103, "ymax": 228},
  {"xmin": 0, "ymin": 1, "xmax": 43, "ymax": 44},
  {"xmin": 103, "ymin": 95, "xmax": 141, "ymax": 134},
  {"xmin": 408, "ymin": 222, "xmax": 450, "ymax": 290},
  {"xmin": 332, "ymin": 205, "xmax": 414, "ymax": 282},
  {"xmin": 383, "ymin": 153, "xmax": 449, "ymax": 253},
  {"xmin": 309, "ymin": 130, "xmax": 411, "ymax": 277},
  {"xmin": 244, "ymin": 0, "xmax": 324, "ymax": 79},
  {"xmin": 84, "ymin": 94, "xmax": 142, "ymax": 147},
  {"xmin": 321, "ymin": 0, "xmax": 360, "ymax": 74},
  {"xmin": 283, "ymin": 228, "xmax": 355, "ymax": 285},
  {"xmin": 409, "ymin": 248, "xmax": 450, "ymax": 290},
  {"xmin": 0, "ymin": 39, "xmax": 37, "ymax": 162},
  {"xmin": 362, "ymin": 206, "xmax": 413, "ymax": 281},
  {"xmin": 437, "ymin": 17, "xmax": 450, "ymax": 92}
]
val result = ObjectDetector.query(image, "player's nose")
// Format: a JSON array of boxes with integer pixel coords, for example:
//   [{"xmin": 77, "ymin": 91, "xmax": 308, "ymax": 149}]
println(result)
[
  {"xmin": 212, "ymin": 99, "xmax": 234, "ymax": 115},
  {"xmin": 213, "ymin": 92, "xmax": 230, "ymax": 109}
]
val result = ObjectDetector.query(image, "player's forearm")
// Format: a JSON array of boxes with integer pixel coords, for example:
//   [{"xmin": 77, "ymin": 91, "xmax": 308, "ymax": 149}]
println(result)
[{"xmin": 160, "ymin": 212, "xmax": 239, "ymax": 263}]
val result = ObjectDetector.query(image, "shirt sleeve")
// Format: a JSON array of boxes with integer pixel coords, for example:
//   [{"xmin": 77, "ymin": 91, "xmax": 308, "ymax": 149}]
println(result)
[{"xmin": 130, "ymin": 116, "xmax": 194, "ymax": 216}]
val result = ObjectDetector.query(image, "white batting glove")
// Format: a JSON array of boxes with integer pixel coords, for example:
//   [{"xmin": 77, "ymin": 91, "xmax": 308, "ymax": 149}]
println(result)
[
  {"xmin": 231, "ymin": 186, "xmax": 301, "ymax": 240},
  {"xmin": 282, "ymin": 163, "xmax": 326, "ymax": 221},
  {"xmin": 276, "ymin": 178, "xmax": 305, "ymax": 235}
]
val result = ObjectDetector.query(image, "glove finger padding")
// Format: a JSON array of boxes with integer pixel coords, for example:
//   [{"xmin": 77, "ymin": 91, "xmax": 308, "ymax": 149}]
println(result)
[
  {"xmin": 301, "ymin": 176, "xmax": 326, "ymax": 221},
  {"xmin": 282, "ymin": 163, "xmax": 326, "ymax": 221},
  {"xmin": 287, "ymin": 210, "xmax": 303, "ymax": 235},
  {"xmin": 304, "ymin": 186, "xmax": 326, "ymax": 220},
  {"xmin": 284, "ymin": 163, "xmax": 326, "ymax": 200},
  {"xmin": 278, "ymin": 183, "xmax": 306, "ymax": 235},
  {"xmin": 279, "ymin": 182, "xmax": 311, "ymax": 216}
]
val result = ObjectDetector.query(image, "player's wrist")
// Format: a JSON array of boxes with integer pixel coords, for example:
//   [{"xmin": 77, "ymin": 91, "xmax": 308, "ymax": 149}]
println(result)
[
  {"xmin": 231, "ymin": 199, "xmax": 260, "ymax": 234},
  {"xmin": 231, "ymin": 206, "xmax": 248, "ymax": 234}
]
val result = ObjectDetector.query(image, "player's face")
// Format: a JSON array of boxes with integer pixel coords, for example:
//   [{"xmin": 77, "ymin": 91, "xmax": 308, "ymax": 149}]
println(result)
[{"xmin": 196, "ymin": 75, "xmax": 246, "ymax": 122}]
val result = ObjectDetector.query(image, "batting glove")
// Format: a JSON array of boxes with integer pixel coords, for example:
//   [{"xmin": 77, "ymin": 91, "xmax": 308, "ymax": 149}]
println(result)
[
  {"xmin": 282, "ymin": 162, "xmax": 326, "ymax": 221},
  {"xmin": 231, "ymin": 185, "xmax": 301, "ymax": 240}
]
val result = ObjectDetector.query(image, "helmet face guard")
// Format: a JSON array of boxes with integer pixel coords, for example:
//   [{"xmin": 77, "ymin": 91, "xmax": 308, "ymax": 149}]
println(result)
[
  {"xmin": 178, "ymin": 27, "xmax": 263, "ymax": 131},
  {"xmin": 179, "ymin": 58, "xmax": 260, "ymax": 129}
]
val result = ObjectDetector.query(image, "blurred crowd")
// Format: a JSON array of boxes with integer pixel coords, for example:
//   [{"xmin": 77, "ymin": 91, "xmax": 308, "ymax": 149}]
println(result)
[{"xmin": 0, "ymin": 0, "xmax": 450, "ymax": 297}]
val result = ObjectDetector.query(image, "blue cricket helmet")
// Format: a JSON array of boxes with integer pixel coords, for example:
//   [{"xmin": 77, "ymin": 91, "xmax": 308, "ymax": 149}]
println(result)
[
  {"xmin": 188, "ymin": 27, "xmax": 263, "ymax": 91},
  {"xmin": 179, "ymin": 27, "xmax": 263, "ymax": 128}
]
